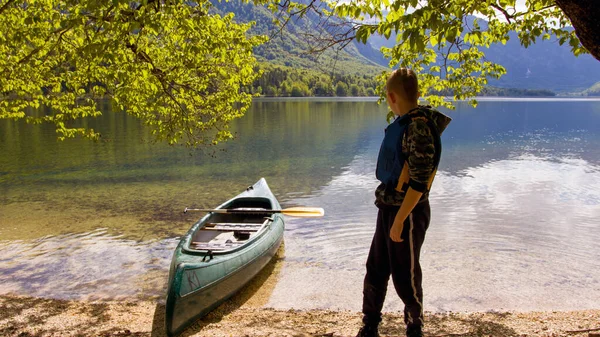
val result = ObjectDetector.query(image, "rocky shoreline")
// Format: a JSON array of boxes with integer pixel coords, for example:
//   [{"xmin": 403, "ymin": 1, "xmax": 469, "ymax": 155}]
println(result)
[{"xmin": 2, "ymin": 294, "xmax": 599, "ymax": 337}]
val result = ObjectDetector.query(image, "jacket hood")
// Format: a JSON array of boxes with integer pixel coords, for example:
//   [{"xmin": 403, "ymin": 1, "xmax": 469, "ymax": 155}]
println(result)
[{"xmin": 408, "ymin": 105, "xmax": 452, "ymax": 134}]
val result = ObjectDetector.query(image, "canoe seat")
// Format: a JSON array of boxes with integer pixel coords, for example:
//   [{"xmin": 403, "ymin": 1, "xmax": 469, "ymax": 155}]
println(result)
[
  {"xmin": 190, "ymin": 231, "xmax": 248, "ymax": 251},
  {"xmin": 190, "ymin": 241, "xmax": 244, "ymax": 251},
  {"xmin": 204, "ymin": 222, "xmax": 263, "ymax": 232},
  {"xmin": 190, "ymin": 218, "xmax": 271, "ymax": 251},
  {"xmin": 192, "ymin": 232, "xmax": 244, "ymax": 248}
]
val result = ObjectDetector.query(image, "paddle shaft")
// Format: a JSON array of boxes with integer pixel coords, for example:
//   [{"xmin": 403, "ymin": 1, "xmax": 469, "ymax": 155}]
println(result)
[{"xmin": 183, "ymin": 207, "xmax": 324, "ymax": 217}]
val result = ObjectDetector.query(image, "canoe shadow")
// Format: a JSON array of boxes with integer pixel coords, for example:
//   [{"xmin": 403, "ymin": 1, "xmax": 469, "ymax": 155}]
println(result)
[{"xmin": 150, "ymin": 243, "xmax": 285, "ymax": 337}]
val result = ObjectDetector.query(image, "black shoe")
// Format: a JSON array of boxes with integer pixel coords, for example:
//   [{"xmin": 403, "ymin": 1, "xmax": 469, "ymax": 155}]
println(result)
[
  {"xmin": 406, "ymin": 325, "xmax": 423, "ymax": 337},
  {"xmin": 356, "ymin": 324, "xmax": 379, "ymax": 337}
]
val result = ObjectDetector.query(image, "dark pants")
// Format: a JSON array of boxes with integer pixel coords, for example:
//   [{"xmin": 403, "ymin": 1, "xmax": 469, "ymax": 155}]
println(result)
[{"xmin": 362, "ymin": 200, "xmax": 430, "ymax": 328}]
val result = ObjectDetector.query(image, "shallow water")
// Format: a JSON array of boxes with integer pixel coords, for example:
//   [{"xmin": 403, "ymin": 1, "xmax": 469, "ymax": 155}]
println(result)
[{"xmin": 1, "ymin": 98, "xmax": 600, "ymax": 312}]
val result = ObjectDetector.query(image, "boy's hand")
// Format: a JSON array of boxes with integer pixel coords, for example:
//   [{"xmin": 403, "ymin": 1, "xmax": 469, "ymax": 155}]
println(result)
[
  {"xmin": 390, "ymin": 187, "xmax": 424, "ymax": 243},
  {"xmin": 390, "ymin": 222, "xmax": 404, "ymax": 242}
]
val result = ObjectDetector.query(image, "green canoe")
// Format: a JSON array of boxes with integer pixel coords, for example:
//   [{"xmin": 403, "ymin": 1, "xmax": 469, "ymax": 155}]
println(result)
[{"xmin": 165, "ymin": 178, "xmax": 284, "ymax": 336}]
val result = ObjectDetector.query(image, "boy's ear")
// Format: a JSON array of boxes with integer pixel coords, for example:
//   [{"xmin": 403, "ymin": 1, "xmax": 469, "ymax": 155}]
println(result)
[{"xmin": 387, "ymin": 91, "xmax": 396, "ymax": 103}]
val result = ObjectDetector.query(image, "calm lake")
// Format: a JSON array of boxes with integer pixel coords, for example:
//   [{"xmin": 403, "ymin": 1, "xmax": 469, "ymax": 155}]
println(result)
[{"xmin": 1, "ymin": 98, "xmax": 599, "ymax": 312}]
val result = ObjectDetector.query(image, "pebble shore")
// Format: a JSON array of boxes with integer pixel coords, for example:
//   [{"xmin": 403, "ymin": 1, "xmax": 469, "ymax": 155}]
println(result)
[{"xmin": 2, "ymin": 294, "xmax": 599, "ymax": 337}]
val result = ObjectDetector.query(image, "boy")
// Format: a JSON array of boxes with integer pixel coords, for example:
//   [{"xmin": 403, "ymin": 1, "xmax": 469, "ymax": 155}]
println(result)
[{"xmin": 356, "ymin": 68, "xmax": 451, "ymax": 337}]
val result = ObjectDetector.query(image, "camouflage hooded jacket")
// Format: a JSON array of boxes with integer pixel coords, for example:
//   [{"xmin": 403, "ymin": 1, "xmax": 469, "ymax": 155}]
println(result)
[{"xmin": 375, "ymin": 105, "xmax": 452, "ymax": 206}]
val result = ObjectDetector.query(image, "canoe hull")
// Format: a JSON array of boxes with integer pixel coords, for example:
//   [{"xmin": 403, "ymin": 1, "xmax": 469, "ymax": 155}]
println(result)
[{"xmin": 165, "ymin": 178, "xmax": 284, "ymax": 336}]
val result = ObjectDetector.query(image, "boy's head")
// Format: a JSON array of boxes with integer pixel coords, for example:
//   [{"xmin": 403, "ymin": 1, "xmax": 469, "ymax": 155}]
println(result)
[{"xmin": 386, "ymin": 68, "xmax": 419, "ymax": 116}]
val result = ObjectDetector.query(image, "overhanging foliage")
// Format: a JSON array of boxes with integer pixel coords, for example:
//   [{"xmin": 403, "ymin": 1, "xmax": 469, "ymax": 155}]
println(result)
[
  {"xmin": 258, "ymin": 0, "xmax": 589, "ymax": 109},
  {"xmin": 0, "ymin": 0, "xmax": 265, "ymax": 146}
]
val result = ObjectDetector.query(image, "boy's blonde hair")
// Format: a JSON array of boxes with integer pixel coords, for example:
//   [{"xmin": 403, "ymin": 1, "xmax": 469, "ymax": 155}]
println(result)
[{"xmin": 386, "ymin": 68, "xmax": 419, "ymax": 103}]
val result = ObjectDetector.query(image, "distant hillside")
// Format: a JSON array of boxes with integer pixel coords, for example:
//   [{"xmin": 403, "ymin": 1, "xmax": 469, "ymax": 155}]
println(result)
[
  {"xmin": 581, "ymin": 82, "xmax": 600, "ymax": 96},
  {"xmin": 213, "ymin": 0, "xmax": 385, "ymax": 77},
  {"xmin": 214, "ymin": 3, "xmax": 600, "ymax": 95},
  {"xmin": 485, "ymin": 33, "xmax": 600, "ymax": 93},
  {"xmin": 480, "ymin": 87, "xmax": 556, "ymax": 97},
  {"xmin": 367, "ymin": 17, "xmax": 600, "ymax": 93}
]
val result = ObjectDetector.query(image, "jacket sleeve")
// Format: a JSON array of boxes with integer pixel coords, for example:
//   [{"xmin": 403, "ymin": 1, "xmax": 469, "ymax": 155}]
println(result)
[{"xmin": 403, "ymin": 119, "xmax": 436, "ymax": 193}]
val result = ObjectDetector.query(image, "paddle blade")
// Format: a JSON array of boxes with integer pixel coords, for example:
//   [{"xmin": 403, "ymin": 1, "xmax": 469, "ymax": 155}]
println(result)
[{"xmin": 281, "ymin": 207, "xmax": 325, "ymax": 217}]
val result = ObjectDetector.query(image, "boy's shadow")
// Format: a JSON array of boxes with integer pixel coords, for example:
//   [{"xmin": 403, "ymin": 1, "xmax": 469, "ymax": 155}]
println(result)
[{"xmin": 150, "ymin": 244, "xmax": 285, "ymax": 337}]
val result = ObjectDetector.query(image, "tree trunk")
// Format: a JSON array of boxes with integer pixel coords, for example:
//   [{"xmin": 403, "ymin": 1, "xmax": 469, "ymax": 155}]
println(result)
[{"xmin": 555, "ymin": 0, "xmax": 600, "ymax": 61}]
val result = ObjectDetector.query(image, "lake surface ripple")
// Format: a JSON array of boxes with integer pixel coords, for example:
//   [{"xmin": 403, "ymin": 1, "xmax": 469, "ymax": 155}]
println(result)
[{"xmin": 1, "ymin": 99, "xmax": 599, "ymax": 312}]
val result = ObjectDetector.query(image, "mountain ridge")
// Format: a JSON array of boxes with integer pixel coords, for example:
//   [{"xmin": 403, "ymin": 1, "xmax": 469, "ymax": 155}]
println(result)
[{"xmin": 214, "ymin": 1, "xmax": 600, "ymax": 94}]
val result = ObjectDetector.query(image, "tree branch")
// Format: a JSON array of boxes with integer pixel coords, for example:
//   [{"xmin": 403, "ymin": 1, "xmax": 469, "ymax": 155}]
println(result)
[
  {"xmin": 303, "ymin": 20, "xmax": 364, "ymax": 54},
  {"xmin": 490, "ymin": 3, "xmax": 513, "ymax": 22},
  {"xmin": 40, "ymin": 27, "xmax": 73, "ymax": 63},
  {"xmin": 512, "ymin": 4, "xmax": 557, "ymax": 18},
  {"xmin": 0, "ymin": 0, "xmax": 16, "ymax": 16},
  {"xmin": 124, "ymin": 42, "xmax": 188, "ymax": 117},
  {"xmin": 269, "ymin": 0, "xmax": 320, "ymax": 40}
]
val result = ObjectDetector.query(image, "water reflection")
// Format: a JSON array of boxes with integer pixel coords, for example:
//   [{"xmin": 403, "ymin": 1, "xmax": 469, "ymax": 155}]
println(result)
[
  {"xmin": 0, "ymin": 100, "xmax": 387, "ymax": 241},
  {"xmin": 441, "ymin": 100, "xmax": 600, "ymax": 174},
  {"xmin": 274, "ymin": 150, "xmax": 600, "ymax": 312},
  {"xmin": 0, "ymin": 229, "xmax": 176, "ymax": 300},
  {"xmin": 1, "ymin": 98, "xmax": 600, "ymax": 311}
]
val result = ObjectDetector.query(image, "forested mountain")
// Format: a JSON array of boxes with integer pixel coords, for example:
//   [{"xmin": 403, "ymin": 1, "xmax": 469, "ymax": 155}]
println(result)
[
  {"xmin": 213, "ymin": 0, "xmax": 384, "ymax": 74},
  {"xmin": 214, "ymin": 1, "xmax": 600, "ymax": 96},
  {"xmin": 212, "ymin": 0, "xmax": 386, "ymax": 97}
]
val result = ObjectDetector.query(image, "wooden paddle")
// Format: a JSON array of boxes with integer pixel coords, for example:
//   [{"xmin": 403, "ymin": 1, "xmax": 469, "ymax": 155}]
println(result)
[{"xmin": 183, "ymin": 206, "xmax": 325, "ymax": 217}]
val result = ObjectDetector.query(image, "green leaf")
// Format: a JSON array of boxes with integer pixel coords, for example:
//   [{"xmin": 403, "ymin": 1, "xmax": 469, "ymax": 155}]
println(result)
[{"xmin": 430, "ymin": 34, "xmax": 438, "ymax": 46}]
